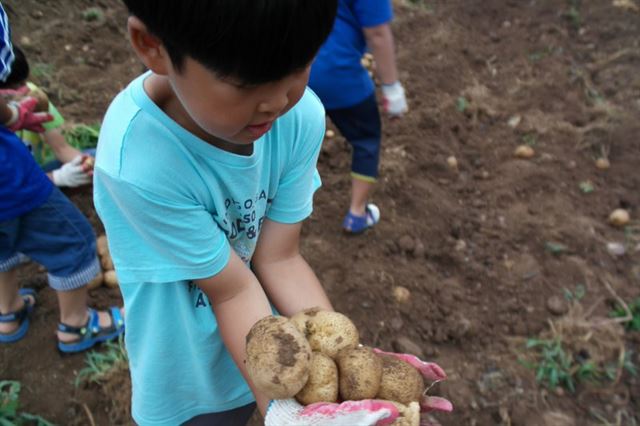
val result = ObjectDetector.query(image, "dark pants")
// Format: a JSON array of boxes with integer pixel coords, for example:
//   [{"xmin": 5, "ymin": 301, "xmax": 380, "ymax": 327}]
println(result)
[
  {"xmin": 182, "ymin": 403, "xmax": 257, "ymax": 426},
  {"xmin": 327, "ymin": 93, "xmax": 382, "ymax": 179}
]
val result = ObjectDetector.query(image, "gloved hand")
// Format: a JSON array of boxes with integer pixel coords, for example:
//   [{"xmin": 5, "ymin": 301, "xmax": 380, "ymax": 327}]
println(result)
[
  {"xmin": 381, "ymin": 81, "xmax": 408, "ymax": 117},
  {"xmin": 372, "ymin": 349, "xmax": 453, "ymax": 413},
  {"xmin": 52, "ymin": 155, "xmax": 92, "ymax": 187},
  {"xmin": 265, "ymin": 398, "xmax": 400, "ymax": 426},
  {"xmin": 5, "ymin": 97, "xmax": 53, "ymax": 133}
]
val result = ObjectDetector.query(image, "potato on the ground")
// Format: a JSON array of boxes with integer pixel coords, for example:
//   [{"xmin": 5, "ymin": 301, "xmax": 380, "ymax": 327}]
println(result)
[
  {"xmin": 246, "ymin": 316, "xmax": 312, "ymax": 399},
  {"xmin": 376, "ymin": 355, "xmax": 424, "ymax": 404},
  {"xmin": 103, "ymin": 270, "xmax": 118, "ymax": 288},
  {"xmin": 295, "ymin": 352, "xmax": 339, "ymax": 405},
  {"xmin": 290, "ymin": 308, "xmax": 359, "ymax": 358},
  {"xmin": 388, "ymin": 401, "xmax": 420, "ymax": 426},
  {"xmin": 96, "ymin": 235, "xmax": 109, "ymax": 257},
  {"xmin": 86, "ymin": 271, "xmax": 103, "ymax": 290},
  {"xmin": 336, "ymin": 346, "xmax": 382, "ymax": 400}
]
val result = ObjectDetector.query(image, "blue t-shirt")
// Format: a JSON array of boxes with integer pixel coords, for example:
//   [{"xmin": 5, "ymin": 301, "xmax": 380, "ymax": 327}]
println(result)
[
  {"xmin": 93, "ymin": 73, "xmax": 325, "ymax": 426},
  {"xmin": 308, "ymin": 0, "xmax": 393, "ymax": 109}
]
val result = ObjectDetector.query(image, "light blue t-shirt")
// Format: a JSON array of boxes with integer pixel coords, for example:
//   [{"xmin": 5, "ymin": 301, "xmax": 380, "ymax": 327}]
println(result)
[{"xmin": 93, "ymin": 73, "xmax": 324, "ymax": 426}]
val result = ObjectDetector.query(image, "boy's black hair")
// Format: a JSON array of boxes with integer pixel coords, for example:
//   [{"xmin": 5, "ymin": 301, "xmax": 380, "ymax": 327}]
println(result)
[
  {"xmin": 122, "ymin": 0, "xmax": 338, "ymax": 85},
  {"xmin": 0, "ymin": 45, "xmax": 29, "ymax": 88}
]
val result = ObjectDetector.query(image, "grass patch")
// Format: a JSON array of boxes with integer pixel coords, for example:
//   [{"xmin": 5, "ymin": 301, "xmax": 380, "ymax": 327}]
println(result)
[
  {"xmin": 610, "ymin": 297, "xmax": 640, "ymax": 331},
  {"xmin": 75, "ymin": 335, "xmax": 128, "ymax": 387},
  {"xmin": 0, "ymin": 381, "xmax": 54, "ymax": 426}
]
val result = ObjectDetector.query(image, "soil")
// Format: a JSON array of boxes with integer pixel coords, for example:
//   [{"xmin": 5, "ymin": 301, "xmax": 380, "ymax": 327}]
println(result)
[{"xmin": 2, "ymin": 0, "xmax": 639, "ymax": 425}]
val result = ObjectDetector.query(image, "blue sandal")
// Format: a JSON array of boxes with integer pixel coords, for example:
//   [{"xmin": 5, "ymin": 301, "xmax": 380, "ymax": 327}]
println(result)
[
  {"xmin": 57, "ymin": 307, "xmax": 125, "ymax": 353},
  {"xmin": 342, "ymin": 204, "xmax": 381, "ymax": 234},
  {"xmin": 0, "ymin": 288, "xmax": 36, "ymax": 344}
]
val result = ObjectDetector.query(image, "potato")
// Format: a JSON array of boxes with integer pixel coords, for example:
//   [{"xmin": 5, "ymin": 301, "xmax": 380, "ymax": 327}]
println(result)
[
  {"xmin": 101, "ymin": 253, "xmax": 114, "ymax": 271},
  {"xmin": 103, "ymin": 270, "xmax": 119, "ymax": 288},
  {"xmin": 514, "ymin": 145, "xmax": 535, "ymax": 159},
  {"xmin": 86, "ymin": 271, "xmax": 103, "ymax": 290},
  {"xmin": 27, "ymin": 87, "xmax": 49, "ymax": 112},
  {"xmin": 388, "ymin": 401, "xmax": 420, "ymax": 426},
  {"xmin": 290, "ymin": 308, "xmax": 359, "ymax": 358},
  {"xmin": 609, "ymin": 209, "xmax": 630, "ymax": 227},
  {"xmin": 336, "ymin": 346, "xmax": 382, "ymax": 400},
  {"xmin": 96, "ymin": 235, "xmax": 109, "ymax": 257},
  {"xmin": 595, "ymin": 157, "xmax": 610, "ymax": 170},
  {"xmin": 376, "ymin": 355, "xmax": 424, "ymax": 404},
  {"xmin": 295, "ymin": 352, "xmax": 339, "ymax": 405},
  {"xmin": 246, "ymin": 316, "xmax": 312, "ymax": 399}
]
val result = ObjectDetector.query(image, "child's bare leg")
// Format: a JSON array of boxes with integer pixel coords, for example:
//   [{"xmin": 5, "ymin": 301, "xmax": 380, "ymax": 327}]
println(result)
[
  {"xmin": 56, "ymin": 286, "xmax": 123, "ymax": 343},
  {"xmin": 0, "ymin": 269, "xmax": 24, "ymax": 334},
  {"xmin": 349, "ymin": 177, "xmax": 374, "ymax": 216}
]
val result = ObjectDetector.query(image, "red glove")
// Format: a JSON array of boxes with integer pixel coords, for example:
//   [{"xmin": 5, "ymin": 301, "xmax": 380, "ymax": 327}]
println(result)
[
  {"xmin": 5, "ymin": 97, "xmax": 53, "ymax": 133},
  {"xmin": 373, "ymin": 348, "xmax": 453, "ymax": 413}
]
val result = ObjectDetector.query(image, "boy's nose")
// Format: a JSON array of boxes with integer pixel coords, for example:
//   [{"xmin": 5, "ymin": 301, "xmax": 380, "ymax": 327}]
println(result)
[{"xmin": 257, "ymin": 92, "xmax": 289, "ymax": 115}]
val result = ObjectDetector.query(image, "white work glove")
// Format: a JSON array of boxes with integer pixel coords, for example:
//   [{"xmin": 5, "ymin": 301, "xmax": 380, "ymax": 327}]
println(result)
[
  {"xmin": 52, "ymin": 155, "xmax": 91, "ymax": 187},
  {"xmin": 265, "ymin": 398, "xmax": 399, "ymax": 426},
  {"xmin": 381, "ymin": 81, "xmax": 408, "ymax": 117}
]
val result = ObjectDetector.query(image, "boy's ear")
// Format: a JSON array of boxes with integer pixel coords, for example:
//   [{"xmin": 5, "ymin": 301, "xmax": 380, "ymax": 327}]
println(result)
[{"xmin": 127, "ymin": 16, "xmax": 171, "ymax": 76}]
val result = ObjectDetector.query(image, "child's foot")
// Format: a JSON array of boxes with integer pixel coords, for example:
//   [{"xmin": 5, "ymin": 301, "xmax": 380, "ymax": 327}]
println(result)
[
  {"xmin": 342, "ymin": 204, "xmax": 380, "ymax": 234},
  {"xmin": 0, "ymin": 288, "xmax": 36, "ymax": 343},
  {"xmin": 57, "ymin": 307, "xmax": 125, "ymax": 353}
]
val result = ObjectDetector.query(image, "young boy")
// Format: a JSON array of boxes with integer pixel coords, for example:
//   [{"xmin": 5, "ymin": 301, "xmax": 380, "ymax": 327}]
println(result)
[
  {"xmin": 0, "ymin": 46, "xmax": 94, "ymax": 187},
  {"xmin": 0, "ymin": 3, "xmax": 124, "ymax": 353},
  {"xmin": 308, "ymin": 0, "xmax": 408, "ymax": 233},
  {"xmin": 95, "ymin": 1, "xmax": 449, "ymax": 425}
]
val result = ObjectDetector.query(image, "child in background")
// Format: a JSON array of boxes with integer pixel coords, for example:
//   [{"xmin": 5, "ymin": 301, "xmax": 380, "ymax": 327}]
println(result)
[
  {"xmin": 94, "ymin": 1, "xmax": 449, "ymax": 425},
  {"xmin": 0, "ymin": 2, "xmax": 124, "ymax": 353},
  {"xmin": 0, "ymin": 46, "xmax": 93, "ymax": 187},
  {"xmin": 309, "ymin": 0, "xmax": 408, "ymax": 233}
]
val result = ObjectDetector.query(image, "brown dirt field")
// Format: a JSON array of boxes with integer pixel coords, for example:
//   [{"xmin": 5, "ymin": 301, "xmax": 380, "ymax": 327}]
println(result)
[{"xmin": 2, "ymin": 0, "xmax": 639, "ymax": 425}]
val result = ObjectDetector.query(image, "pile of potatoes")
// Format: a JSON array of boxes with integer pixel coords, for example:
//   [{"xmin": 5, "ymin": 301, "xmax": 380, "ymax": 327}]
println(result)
[
  {"xmin": 87, "ymin": 235, "xmax": 119, "ymax": 290},
  {"xmin": 246, "ymin": 308, "xmax": 425, "ymax": 426}
]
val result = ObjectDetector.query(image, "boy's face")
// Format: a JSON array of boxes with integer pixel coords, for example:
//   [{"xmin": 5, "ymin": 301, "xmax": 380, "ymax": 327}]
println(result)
[{"xmin": 169, "ymin": 57, "xmax": 311, "ymax": 144}]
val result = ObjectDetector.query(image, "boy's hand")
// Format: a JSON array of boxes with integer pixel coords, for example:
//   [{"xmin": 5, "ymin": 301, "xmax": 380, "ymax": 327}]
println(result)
[
  {"xmin": 52, "ymin": 155, "xmax": 92, "ymax": 187},
  {"xmin": 5, "ymin": 97, "xmax": 53, "ymax": 133},
  {"xmin": 265, "ymin": 398, "xmax": 400, "ymax": 426},
  {"xmin": 372, "ymin": 348, "xmax": 453, "ymax": 413},
  {"xmin": 381, "ymin": 81, "xmax": 408, "ymax": 117}
]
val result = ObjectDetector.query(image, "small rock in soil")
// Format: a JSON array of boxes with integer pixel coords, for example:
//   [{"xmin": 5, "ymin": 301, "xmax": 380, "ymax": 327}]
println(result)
[
  {"xmin": 398, "ymin": 235, "xmax": 415, "ymax": 253},
  {"xmin": 546, "ymin": 295, "xmax": 568, "ymax": 316},
  {"xmin": 413, "ymin": 240, "xmax": 426, "ymax": 258},
  {"xmin": 390, "ymin": 317, "xmax": 404, "ymax": 330},
  {"xmin": 392, "ymin": 336, "xmax": 426, "ymax": 359}
]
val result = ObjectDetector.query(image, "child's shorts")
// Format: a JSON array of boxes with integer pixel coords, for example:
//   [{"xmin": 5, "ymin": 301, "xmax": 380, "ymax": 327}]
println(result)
[
  {"xmin": 326, "ymin": 93, "xmax": 382, "ymax": 181},
  {"xmin": 0, "ymin": 187, "xmax": 100, "ymax": 291}
]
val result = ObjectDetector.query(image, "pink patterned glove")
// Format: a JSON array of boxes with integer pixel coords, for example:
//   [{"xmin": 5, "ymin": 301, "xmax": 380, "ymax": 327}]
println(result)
[
  {"xmin": 265, "ymin": 398, "xmax": 399, "ymax": 426},
  {"xmin": 373, "ymin": 348, "xmax": 453, "ymax": 413},
  {"xmin": 5, "ymin": 97, "xmax": 53, "ymax": 133}
]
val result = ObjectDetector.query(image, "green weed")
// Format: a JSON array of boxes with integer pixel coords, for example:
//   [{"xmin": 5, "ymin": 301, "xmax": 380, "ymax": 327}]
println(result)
[
  {"xmin": 82, "ymin": 7, "xmax": 104, "ymax": 22},
  {"xmin": 456, "ymin": 96, "xmax": 468, "ymax": 113},
  {"xmin": 524, "ymin": 338, "xmax": 601, "ymax": 392},
  {"xmin": 563, "ymin": 284, "xmax": 586, "ymax": 302},
  {"xmin": 0, "ymin": 381, "xmax": 54, "ymax": 426},
  {"xmin": 610, "ymin": 297, "xmax": 640, "ymax": 331},
  {"xmin": 75, "ymin": 335, "xmax": 128, "ymax": 387},
  {"xmin": 30, "ymin": 63, "xmax": 54, "ymax": 80}
]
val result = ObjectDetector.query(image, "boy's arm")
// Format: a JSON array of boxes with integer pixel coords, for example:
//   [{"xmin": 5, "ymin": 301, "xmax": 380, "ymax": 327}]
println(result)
[
  {"xmin": 252, "ymin": 218, "xmax": 333, "ymax": 316},
  {"xmin": 363, "ymin": 22, "xmax": 398, "ymax": 85},
  {"xmin": 194, "ymin": 251, "xmax": 274, "ymax": 416}
]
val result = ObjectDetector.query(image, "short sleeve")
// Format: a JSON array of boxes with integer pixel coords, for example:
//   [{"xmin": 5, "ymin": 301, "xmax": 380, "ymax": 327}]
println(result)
[
  {"xmin": 94, "ymin": 170, "xmax": 230, "ymax": 284},
  {"xmin": 267, "ymin": 90, "xmax": 325, "ymax": 224},
  {"xmin": 0, "ymin": 5, "xmax": 14, "ymax": 82},
  {"xmin": 353, "ymin": 0, "xmax": 393, "ymax": 28}
]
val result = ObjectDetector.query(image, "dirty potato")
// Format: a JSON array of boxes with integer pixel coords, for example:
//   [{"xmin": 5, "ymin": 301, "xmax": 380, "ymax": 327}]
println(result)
[
  {"xmin": 295, "ymin": 352, "xmax": 339, "ymax": 405},
  {"xmin": 290, "ymin": 308, "xmax": 359, "ymax": 358},
  {"xmin": 388, "ymin": 401, "xmax": 420, "ymax": 426},
  {"xmin": 376, "ymin": 355, "xmax": 424, "ymax": 404},
  {"xmin": 336, "ymin": 346, "xmax": 382, "ymax": 400},
  {"xmin": 101, "ymin": 253, "xmax": 114, "ymax": 271},
  {"xmin": 246, "ymin": 316, "xmax": 312, "ymax": 399},
  {"xmin": 103, "ymin": 270, "xmax": 118, "ymax": 288},
  {"xmin": 96, "ymin": 235, "xmax": 109, "ymax": 257},
  {"xmin": 28, "ymin": 87, "xmax": 49, "ymax": 112}
]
